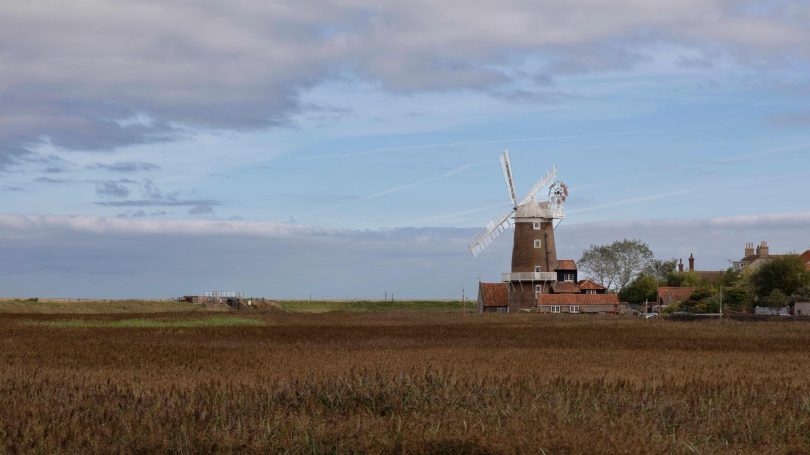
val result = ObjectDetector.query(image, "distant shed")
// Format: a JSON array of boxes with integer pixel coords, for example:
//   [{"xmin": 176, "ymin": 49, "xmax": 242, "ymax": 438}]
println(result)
[
  {"xmin": 795, "ymin": 302, "xmax": 810, "ymax": 317},
  {"xmin": 477, "ymin": 282, "xmax": 509, "ymax": 314}
]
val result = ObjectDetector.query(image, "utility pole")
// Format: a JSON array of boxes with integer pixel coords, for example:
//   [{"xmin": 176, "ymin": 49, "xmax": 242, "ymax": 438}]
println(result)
[{"xmin": 720, "ymin": 286, "xmax": 723, "ymax": 317}]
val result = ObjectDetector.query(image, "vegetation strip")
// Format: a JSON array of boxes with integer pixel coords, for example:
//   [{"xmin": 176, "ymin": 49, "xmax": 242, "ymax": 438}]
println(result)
[{"xmin": 28, "ymin": 316, "xmax": 265, "ymax": 328}]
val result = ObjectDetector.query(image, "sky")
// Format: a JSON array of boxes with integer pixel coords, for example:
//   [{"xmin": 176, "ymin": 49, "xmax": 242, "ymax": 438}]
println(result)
[{"xmin": 1, "ymin": 0, "xmax": 810, "ymax": 299}]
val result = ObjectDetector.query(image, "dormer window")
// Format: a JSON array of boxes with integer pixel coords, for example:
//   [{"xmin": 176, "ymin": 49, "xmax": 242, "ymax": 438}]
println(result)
[
  {"xmin": 563, "ymin": 273, "xmax": 575, "ymax": 282},
  {"xmin": 534, "ymin": 239, "xmax": 542, "ymax": 248}
]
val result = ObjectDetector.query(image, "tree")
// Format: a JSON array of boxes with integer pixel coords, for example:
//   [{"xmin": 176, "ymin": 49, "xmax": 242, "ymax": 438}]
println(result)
[
  {"xmin": 619, "ymin": 274, "xmax": 658, "ymax": 304},
  {"xmin": 578, "ymin": 239, "xmax": 655, "ymax": 292},
  {"xmin": 644, "ymin": 258, "xmax": 678, "ymax": 282},
  {"xmin": 724, "ymin": 287, "xmax": 752, "ymax": 312},
  {"xmin": 666, "ymin": 271, "xmax": 703, "ymax": 288},
  {"xmin": 748, "ymin": 255, "xmax": 810, "ymax": 302},
  {"xmin": 762, "ymin": 289, "xmax": 789, "ymax": 308}
]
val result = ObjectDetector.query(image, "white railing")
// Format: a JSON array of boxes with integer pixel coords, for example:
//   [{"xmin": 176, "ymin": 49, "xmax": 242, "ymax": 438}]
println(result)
[{"xmin": 502, "ymin": 272, "xmax": 558, "ymax": 282}]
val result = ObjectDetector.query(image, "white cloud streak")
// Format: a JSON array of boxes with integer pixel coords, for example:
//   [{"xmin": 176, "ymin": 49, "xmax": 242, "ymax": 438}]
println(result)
[{"xmin": 302, "ymin": 163, "xmax": 479, "ymax": 216}]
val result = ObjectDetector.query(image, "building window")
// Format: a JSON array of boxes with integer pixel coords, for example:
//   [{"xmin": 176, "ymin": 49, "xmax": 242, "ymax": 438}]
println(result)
[
  {"xmin": 550, "ymin": 305, "xmax": 561, "ymax": 314},
  {"xmin": 533, "ymin": 222, "xmax": 541, "ymax": 230},
  {"xmin": 563, "ymin": 273, "xmax": 575, "ymax": 282},
  {"xmin": 495, "ymin": 307, "xmax": 508, "ymax": 314},
  {"xmin": 585, "ymin": 290, "xmax": 597, "ymax": 295},
  {"xmin": 570, "ymin": 305, "xmax": 580, "ymax": 314},
  {"xmin": 535, "ymin": 284, "xmax": 542, "ymax": 296},
  {"xmin": 534, "ymin": 266, "xmax": 542, "ymax": 273},
  {"xmin": 534, "ymin": 239, "xmax": 542, "ymax": 248}
]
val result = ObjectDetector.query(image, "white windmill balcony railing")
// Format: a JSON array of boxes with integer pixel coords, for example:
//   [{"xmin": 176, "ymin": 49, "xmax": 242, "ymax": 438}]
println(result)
[{"xmin": 502, "ymin": 272, "xmax": 558, "ymax": 282}]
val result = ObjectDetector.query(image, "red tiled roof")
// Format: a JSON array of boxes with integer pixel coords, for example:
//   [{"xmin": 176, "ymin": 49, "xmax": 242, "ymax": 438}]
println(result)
[
  {"xmin": 556, "ymin": 259, "xmax": 577, "ymax": 270},
  {"xmin": 658, "ymin": 287, "xmax": 695, "ymax": 305},
  {"xmin": 539, "ymin": 293, "xmax": 618, "ymax": 305},
  {"xmin": 478, "ymin": 282, "xmax": 508, "ymax": 307},
  {"xmin": 577, "ymin": 279, "xmax": 606, "ymax": 291},
  {"xmin": 800, "ymin": 250, "xmax": 810, "ymax": 270},
  {"xmin": 551, "ymin": 282, "xmax": 581, "ymax": 294}
]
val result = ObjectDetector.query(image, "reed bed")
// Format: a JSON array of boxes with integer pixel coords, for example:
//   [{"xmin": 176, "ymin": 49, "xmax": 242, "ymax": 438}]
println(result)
[{"xmin": 1, "ymin": 312, "xmax": 808, "ymax": 453}]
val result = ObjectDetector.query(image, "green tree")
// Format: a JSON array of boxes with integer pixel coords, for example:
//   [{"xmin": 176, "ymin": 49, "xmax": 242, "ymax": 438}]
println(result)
[
  {"xmin": 619, "ymin": 274, "xmax": 658, "ymax": 304},
  {"xmin": 723, "ymin": 287, "xmax": 752, "ymax": 312},
  {"xmin": 762, "ymin": 289, "xmax": 789, "ymax": 308},
  {"xmin": 749, "ymin": 255, "xmax": 810, "ymax": 302},
  {"xmin": 666, "ymin": 271, "xmax": 702, "ymax": 288},
  {"xmin": 789, "ymin": 287, "xmax": 810, "ymax": 304},
  {"xmin": 578, "ymin": 239, "xmax": 655, "ymax": 292}
]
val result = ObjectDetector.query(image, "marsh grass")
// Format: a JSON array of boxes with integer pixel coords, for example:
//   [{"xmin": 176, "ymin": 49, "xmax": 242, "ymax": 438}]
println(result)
[
  {"xmin": 1, "ymin": 312, "xmax": 809, "ymax": 453},
  {"xmin": 0, "ymin": 298, "xmax": 201, "ymax": 314},
  {"xmin": 29, "ymin": 316, "xmax": 265, "ymax": 328},
  {"xmin": 277, "ymin": 299, "xmax": 469, "ymax": 313}
]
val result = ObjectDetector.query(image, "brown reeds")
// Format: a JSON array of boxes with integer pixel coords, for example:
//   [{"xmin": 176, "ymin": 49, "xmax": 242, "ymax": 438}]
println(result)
[{"xmin": 1, "ymin": 312, "xmax": 808, "ymax": 453}]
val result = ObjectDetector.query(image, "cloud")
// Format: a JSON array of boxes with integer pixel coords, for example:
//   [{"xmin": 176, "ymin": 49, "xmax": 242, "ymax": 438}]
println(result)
[
  {"xmin": 96, "ymin": 180, "xmax": 131, "ymax": 199},
  {"xmin": 34, "ymin": 177, "xmax": 70, "ymax": 184},
  {"xmin": 303, "ymin": 162, "xmax": 478, "ymax": 215},
  {"xmin": 97, "ymin": 199, "xmax": 222, "ymax": 208},
  {"xmin": 188, "ymin": 205, "xmax": 215, "ymax": 215},
  {"xmin": 0, "ymin": 185, "xmax": 25, "ymax": 192},
  {"xmin": 0, "ymin": 211, "xmax": 809, "ymax": 299},
  {"xmin": 95, "ymin": 179, "xmax": 221, "ymax": 207},
  {"xmin": 769, "ymin": 111, "xmax": 810, "ymax": 128},
  {"xmin": 2, "ymin": 0, "xmax": 809, "ymax": 167},
  {"xmin": 89, "ymin": 161, "xmax": 161, "ymax": 173}
]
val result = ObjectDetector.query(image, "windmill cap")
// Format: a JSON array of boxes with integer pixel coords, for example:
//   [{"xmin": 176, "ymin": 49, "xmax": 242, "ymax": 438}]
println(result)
[{"xmin": 515, "ymin": 200, "xmax": 554, "ymax": 219}]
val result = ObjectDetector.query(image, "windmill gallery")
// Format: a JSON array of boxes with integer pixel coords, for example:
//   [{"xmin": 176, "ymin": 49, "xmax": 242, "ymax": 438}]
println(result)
[{"xmin": 472, "ymin": 150, "xmax": 618, "ymax": 314}]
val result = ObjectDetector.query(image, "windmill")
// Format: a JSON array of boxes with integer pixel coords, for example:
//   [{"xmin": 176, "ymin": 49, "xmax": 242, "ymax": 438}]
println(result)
[{"xmin": 469, "ymin": 149, "xmax": 569, "ymax": 307}]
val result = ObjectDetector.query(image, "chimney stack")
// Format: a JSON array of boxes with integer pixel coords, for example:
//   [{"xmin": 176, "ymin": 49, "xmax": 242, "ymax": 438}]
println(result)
[
  {"xmin": 759, "ymin": 241, "xmax": 769, "ymax": 258},
  {"xmin": 678, "ymin": 258, "xmax": 684, "ymax": 273},
  {"xmin": 745, "ymin": 242, "xmax": 755, "ymax": 258},
  {"xmin": 689, "ymin": 253, "xmax": 695, "ymax": 272}
]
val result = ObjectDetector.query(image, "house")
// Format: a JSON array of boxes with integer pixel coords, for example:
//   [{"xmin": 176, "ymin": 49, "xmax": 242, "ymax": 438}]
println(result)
[
  {"xmin": 477, "ymin": 282, "xmax": 509, "ymax": 313},
  {"xmin": 794, "ymin": 302, "xmax": 810, "ymax": 317},
  {"xmin": 802, "ymin": 251, "xmax": 810, "ymax": 271},
  {"xmin": 677, "ymin": 254, "xmax": 725, "ymax": 284},
  {"xmin": 657, "ymin": 287, "xmax": 696, "ymax": 308},
  {"xmin": 538, "ymin": 293, "xmax": 619, "ymax": 314},
  {"xmin": 731, "ymin": 242, "xmax": 810, "ymax": 273},
  {"xmin": 537, "ymin": 260, "xmax": 618, "ymax": 314}
]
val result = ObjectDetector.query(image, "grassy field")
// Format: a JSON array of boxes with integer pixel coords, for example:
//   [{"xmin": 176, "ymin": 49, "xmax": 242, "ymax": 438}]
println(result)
[
  {"xmin": 28, "ymin": 315, "xmax": 265, "ymax": 328},
  {"xmin": 0, "ymin": 298, "xmax": 469, "ymax": 314},
  {"xmin": 1, "ymin": 311, "xmax": 809, "ymax": 453},
  {"xmin": 0, "ymin": 298, "xmax": 202, "ymax": 314},
  {"xmin": 276, "ymin": 299, "xmax": 469, "ymax": 313}
]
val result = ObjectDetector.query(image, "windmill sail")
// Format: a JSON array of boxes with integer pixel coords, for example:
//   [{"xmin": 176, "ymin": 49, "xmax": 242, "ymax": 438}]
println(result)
[
  {"xmin": 519, "ymin": 165, "xmax": 557, "ymax": 206},
  {"xmin": 468, "ymin": 209, "xmax": 514, "ymax": 257},
  {"xmin": 499, "ymin": 149, "xmax": 518, "ymax": 208}
]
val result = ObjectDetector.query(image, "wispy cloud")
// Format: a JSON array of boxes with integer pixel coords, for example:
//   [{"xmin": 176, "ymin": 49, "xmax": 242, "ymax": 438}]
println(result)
[
  {"xmin": 567, "ymin": 190, "xmax": 693, "ymax": 215},
  {"xmin": 89, "ymin": 161, "xmax": 161, "ymax": 173},
  {"xmin": 303, "ymin": 163, "xmax": 479, "ymax": 216},
  {"xmin": 707, "ymin": 140, "xmax": 810, "ymax": 165},
  {"xmin": 308, "ymin": 130, "xmax": 661, "ymax": 160}
]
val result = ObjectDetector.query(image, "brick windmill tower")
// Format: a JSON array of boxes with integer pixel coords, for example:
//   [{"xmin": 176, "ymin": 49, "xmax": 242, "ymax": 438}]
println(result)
[{"xmin": 469, "ymin": 150, "xmax": 568, "ymax": 309}]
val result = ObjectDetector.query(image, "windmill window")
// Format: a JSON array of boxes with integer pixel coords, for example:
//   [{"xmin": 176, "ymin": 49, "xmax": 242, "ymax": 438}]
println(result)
[
  {"xmin": 534, "ymin": 266, "xmax": 542, "ymax": 273},
  {"xmin": 535, "ymin": 285, "xmax": 542, "ymax": 296},
  {"xmin": 533, "ymin": 222, "xmax": 542, "ymax": 230},
  {"xmin": 534, "ymin": 239, "xmax": 542, "ymax": 248},
  {"xmin": 570, "ymin": 305, "xmax": 580, "ymax": 314},
  {"xmin": 550, "ymin": 305, "xmax": 561, "ymax": 314}
]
